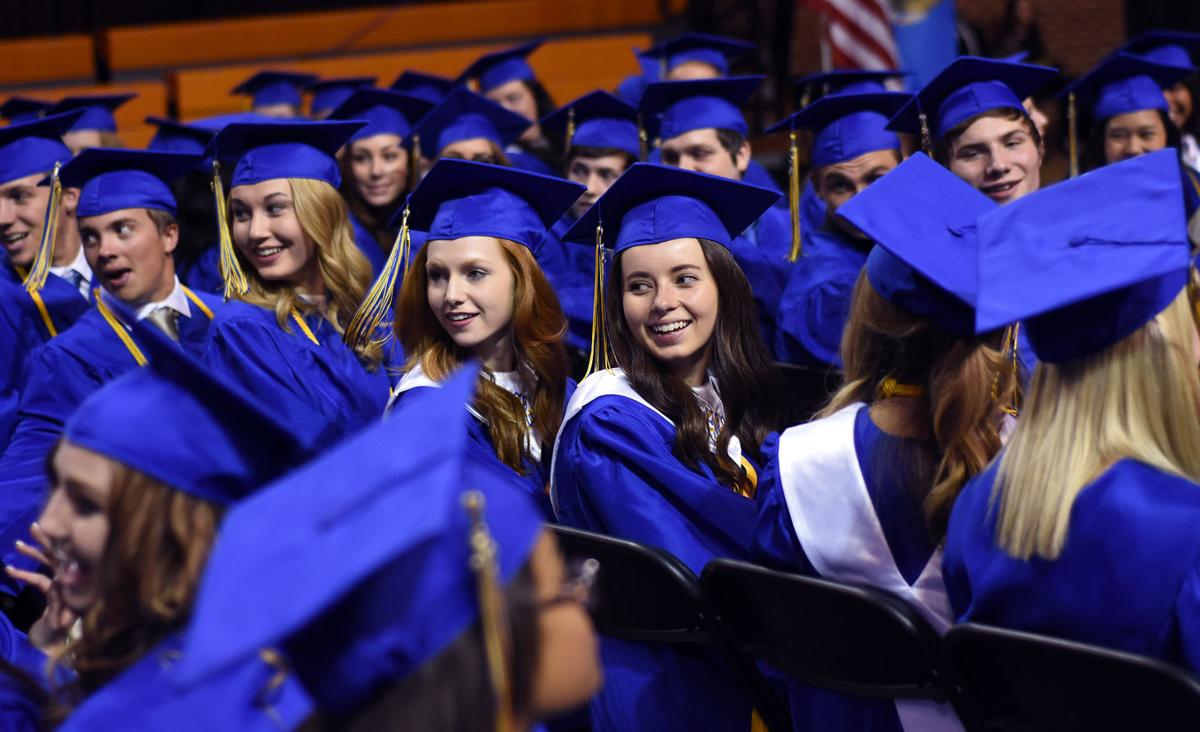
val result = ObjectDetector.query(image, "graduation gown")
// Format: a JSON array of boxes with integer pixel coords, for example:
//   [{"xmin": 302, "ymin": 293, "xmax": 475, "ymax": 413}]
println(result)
[
  {"xmin": 204, "ymin": 300, "xmax": 393, "ymax": 446},
  {"xmin": 545, "ymin": 215, "xmax": 596, "ymax": 352},
  {"xmin": 551, "ymin": 368, "xmax": 758, "ymax": 732},
  {"xmin": 730, "ymin": 205, "xmax": 794, "ymax": 358},
  {"xmin": 0, "ymin": 613, "xmax": 48, "ymax": 732},
  {"xmin": 349, "ymin": 212, "xmax": 388, "ymax": 276},
  {"xmin": 58, "ymin": 631, "xmax": 313, "ymax": 732},
  {"xmin": 774, "ymin": 227, "xmax": 867, "ymax": 368},
  {"xmin": 0, "ymin": 288, "xmax": 222, "ymax": 595},
  {"xmin": 753, "ymin": 404, "xmax": 962, "ymax": 732},
  {"xmin": 178, "ymin": 243, "xmax": 225, "ymax": 296},
  {"xmin": 943, "ymin": 457, "xmax": 1200, "ymax": 671}
]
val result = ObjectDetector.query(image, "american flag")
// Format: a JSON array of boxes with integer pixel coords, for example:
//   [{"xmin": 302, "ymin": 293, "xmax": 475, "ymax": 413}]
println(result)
[{"xmin": 805, "ymin": 0, "xmax": 901, "ymax": 72}]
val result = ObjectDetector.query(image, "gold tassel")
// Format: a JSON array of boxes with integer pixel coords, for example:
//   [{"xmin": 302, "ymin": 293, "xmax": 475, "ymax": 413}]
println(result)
[
  {"xmin": 410, "ymin": 134, "xmax": 423, "ymax": 193},
  {"xmin": 23, "ymin": 161, "xmax": 62, "ymax": 293},
  {"xmin": 787, "ymin": 130, "xmax": 802, "ymax": 262},
  {"xmin": 212, "ymin": 160, "xmax": 249, "ymax": 299},
  {"xmin": 584, "ymin": 222, "xmax": 610, "ymax": 377},
  {"xmin": 877, "ymin": 377, "xmax": 922, "ymax": 399},
  {"xmin": 564, "ymin": 107, "xmax": 576, "ymax": 165},
  {"xmin": 918, "ymin": 112, "xmax": 934, "ymax": 157},
  {"xmin": 463, "ymin": 491, "xmax": 515, "ymax": 732},
  {"xmin": 344, "ymin": 205, "xmax": 410, "ymax": 351},
  {"xmin": 990, "ymin": 324, "xmax": 1022, "ymax": 416},
  {"xmin": 637, "ymin": 114, "xmax": 648, "ymax": 162},
  {"xmin": 1067, "ymin": 92, "xmax": 1078, "ymax": 179}
]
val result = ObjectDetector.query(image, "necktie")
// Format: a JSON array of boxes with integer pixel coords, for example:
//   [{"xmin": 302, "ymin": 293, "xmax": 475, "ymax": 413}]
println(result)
[
  {"xmin": 61, "ymin": 269, "xmax": 84, "ymax": 297},
  {"xmin": 146, "ymin": 306, "xmax": 180, "ymax": 342}
]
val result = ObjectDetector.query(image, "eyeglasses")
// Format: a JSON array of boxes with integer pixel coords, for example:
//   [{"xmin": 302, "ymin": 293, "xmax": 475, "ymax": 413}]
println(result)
[{"xmin": 538, "ymin": 557, "xmax": 600, "ymax": 611}]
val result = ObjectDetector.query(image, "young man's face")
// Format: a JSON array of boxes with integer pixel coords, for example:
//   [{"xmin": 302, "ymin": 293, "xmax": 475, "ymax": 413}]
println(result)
[
  {"xmin": 659, "ymin": 128, "xmax": 748, "ymax": 181},
  {"xmin": 566, "ymin": 153, "xmax": 628, "ymax": 219},
  {"xmin": 814, "ymin": 149, "xmax": 900, "ymax": 241}
]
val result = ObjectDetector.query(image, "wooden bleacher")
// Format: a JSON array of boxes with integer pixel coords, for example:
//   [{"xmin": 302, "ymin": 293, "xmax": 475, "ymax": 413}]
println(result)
[
  {"xmin": 1, "ymin": 82, "xmax": 167, "ymax": 149},
  {"xmin": 0, "ymin": 35, "xmax": 94, "ymax": 86}
]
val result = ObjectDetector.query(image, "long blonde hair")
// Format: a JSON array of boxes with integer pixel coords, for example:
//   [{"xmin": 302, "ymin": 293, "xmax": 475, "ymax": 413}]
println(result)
[
  {"xmin": 230, "ymin": 177, "xmax": 381, "ymax": 365},
  {"xmin": 994, "ymin": 289, "xmax": 1200, "ymax": 560}
]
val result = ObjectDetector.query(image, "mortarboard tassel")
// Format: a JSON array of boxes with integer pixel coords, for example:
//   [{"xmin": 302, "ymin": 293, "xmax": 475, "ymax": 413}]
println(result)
[
  {"xmin": 584, "ymin": 222, "xmax": 611, "ymax": 377},
  {"xmin": 1067, "ymin": 92, "xmax": 1079, "ymax": 179},
  {"xmin": 344, "ymin": 205, "xmax": 411, "ymax": 351},
  {"xmin": 917, "ymin": 111, "xmax": 934, "ymax": 157},
  {"xmin": 990, "ymin": 324, "xmax": 1022, "ymax": 417},
  {"xmin": 213, "ymin": 160, "xmax": 249, "ymax": 299},
  {"xmin": 23, "ymin": 161, "xmax": 62, "ymax": 294},
  {"xmin": 463, "ymin": 490, "xmax": 515, "ymax": 732},
  {"xmin": 786, "ymin": 129, "xmax": 802, "ymax": 262},
  {"xmin": 564, "ymin": 107, "xmax": 576, "ymax": 165},
  {"xmin": 637, "ymin": 114, "xmax": 648, "ymax": 162}
]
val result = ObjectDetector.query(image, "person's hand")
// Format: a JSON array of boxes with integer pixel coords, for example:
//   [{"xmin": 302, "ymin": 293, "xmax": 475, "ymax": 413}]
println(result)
[{"xmin": 6, "ymin": 522, "xmax": 78, "ymax": 652}]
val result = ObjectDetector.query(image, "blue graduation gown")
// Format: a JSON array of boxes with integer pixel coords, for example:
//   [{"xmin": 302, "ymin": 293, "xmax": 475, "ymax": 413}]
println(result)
[
  {"xmin": 545, "ymin": 215, "xmax": 596, "ymax": 352},
  {"xmin": 944, "ymin": 458, "xmax": 1200, "ymax": 670},
  {"xmin": 774, "ymin": 227, "xmax": 867, "ymax": 368},
  {"xmin": 731, "ymin": 205, "xmax": 794, "ymax": 358},
  {"xmin": 0, "ymin": 613, "xmax": 47, "ymax": 732},
  {"xmin": 204, "ymin": 300, "xmax": 392, "ymax": 445},
  {"xmin": 800, "ymin": 180, "xmax": 826, "ymax": 241},
  {"xmin": 349, "ymin": 212, "xmax": 388, "ymax": 276},
  {"xmin": 753, "ymin": 406, "xmax": 944, "ymax": 732},
  {"xmin": 0, "ymin": 290, "xmax": 222, "ymax": 595},
  {"xmin": 178, "ymin": 244, "xmax": 225, "ymax": 296},
  {"xmin": 552, "ymin": 369, "xmax": 758, "ymax": 732},
  {"xmin": 743, "ymin": 160, "xmax": 781, "ymax": 196},
  {"xmin": 59, "ymin": 631, "xmax": 314, "ymax": 731},
  {"xmin": 507, "ymin": 148, "xmax": 557, "ymax": 176}
]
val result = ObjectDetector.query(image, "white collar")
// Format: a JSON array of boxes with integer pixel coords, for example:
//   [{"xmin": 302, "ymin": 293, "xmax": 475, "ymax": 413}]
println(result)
[
  {"xmin": 134, "ymin": 278, "xmax": 192, "ymax": 321},
  {"xmin": 48, "ymin": 245, "xmax": 92, "ymax": 283}
]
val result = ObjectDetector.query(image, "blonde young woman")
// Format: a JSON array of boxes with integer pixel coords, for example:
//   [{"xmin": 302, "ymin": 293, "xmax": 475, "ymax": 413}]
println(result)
[
  {"xmin": 943, "ymin": 150, "xmax": 1200, "ymax": 669},
  {"xmin": 202, "ymin": 121, "xmax": 393, "ymax": 442}
]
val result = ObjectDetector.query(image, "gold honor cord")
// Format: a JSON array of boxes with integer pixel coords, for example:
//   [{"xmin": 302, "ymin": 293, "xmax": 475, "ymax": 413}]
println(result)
[
  {"xmin": 344, "ymin": 206, "xmax": 410, "ymax": 351},
  {"xmin": 213, "ymin": 160, "xmax": 249, "ymax": 299},
  {"xmin": 584, "ymin": 223, "xmax": 611, "ymax": 377},
  {"xmin": 13, "ymin": 265, "xmax": 57, "ymax": 336},
  {"xmin": 1067, "ymin": 92, "xmax": 1078, "ymax": 179},
  {"xmin": 181, "ymin": 286, "xmax": 215, "ymax": 320},
  {"xmin": 463, "ymin": 491, "xmax": 515, "ymax": 732},
  {"xmin": 95, "ymin": 290, "xmax": 148, "ymax": 366},
  {"xmin": 290, "ymin": 309, "xmax": 320, "ymax": 346},
  {"xmin": 24, "ymin": 161, "xmax": 62, "ymax": 294},
  {"xmin": 787, "ymin": 129, "xmax": 803, "ymax": 262}
]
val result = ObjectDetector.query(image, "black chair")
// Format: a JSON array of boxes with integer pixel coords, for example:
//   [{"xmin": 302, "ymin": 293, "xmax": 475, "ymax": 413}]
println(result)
[
  {"xmin": 702, "ymin": 559, "xmax": 974, "ymax": 726},
  {"xmin": 945, "ymin": 622, "xmax": 1200, "ymax": 731}
]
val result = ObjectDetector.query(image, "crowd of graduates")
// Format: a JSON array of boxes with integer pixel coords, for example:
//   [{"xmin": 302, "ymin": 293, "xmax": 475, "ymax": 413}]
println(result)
[{"xmin": 0, "ymin": 23, "xmax": 1198, "ymax": 732}]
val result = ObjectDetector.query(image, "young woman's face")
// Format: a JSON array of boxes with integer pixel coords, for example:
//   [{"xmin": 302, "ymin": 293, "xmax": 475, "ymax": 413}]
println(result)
[
  {"xmin": 349, "ymin": 134, "xmax": 408, "ymax": 208},
  {"xmin": 229, "ymin": 179, "xmax": 321, "ymax": 291},
  {"xmin": 1165, "ymin": 82, "xmax": 1194, "ymax": 131},
  {"xmin": 948, "ymin": 114, "xmax": 1042, "ymax": 205},
  {"xmin": 621, "ymin": 237, "xmax": 719, "ymax": 387},
  {"xmin": 425, "ymin": 236, "xmax": 516, "ymax": 370},
  {"xmin": 38, "ymin": 441, "xmax": 114, "ymax": 614},
  {"xmin": 528, "ymin": 531, "xmax": 602, "ymax": 717},
  {"xmin": 1104, "ymin": 109, "xmax": 1169, "ymax": 164},
  {"xmin": 666, "ymin": 61, "xmax": 722, "ymax": 82},
  {"xmin": 440, "ymin": 138, "xmax": 501, "ymax": 164}
]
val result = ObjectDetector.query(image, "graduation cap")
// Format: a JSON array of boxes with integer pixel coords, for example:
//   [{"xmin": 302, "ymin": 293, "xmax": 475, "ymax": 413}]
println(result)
[
  {"xmin": 187, "ymin": 112, "xmax": 280, "ymax": 133},
  {"xmin": 1062, "ymin": 51, "xmax": 1191, "ymax": 122},
  {"xmin": 639, "ymin": 75, "xmax": 762, "ymax": 141},
  {"xmin": 642, "ymin": 32, "xmax": 756, "ymax": 77},
  {"xmin": 792, "ymin": 70, "xmax": 907, "ymax": 105},
  {"xmin": 63, "ymin": 305, "xmax": 330, "ymax": 505},
  {"xmin": 177, "ymin": 362, "xmax": 546, "ymax": 722},
  {"xmin": 834, "ymin": 152, "xmax": 996, "ymax": 336},
  {"xmin": 407, "ymin": 86, "xmax": 531, "ymax": 161},
  {"xmin": 766, "ymin": 91, "xmax": 910, "ymax": 262},
  {"xmin": 615, "ymin": 48, "xmax": 661, "ymax": 106},
  {"xmin": 47, "ymin": 93, "xmax": 136, "ymax": 133},
  {"xmin": 974, "ymin": 148, "xmax": 1190, "ymax": 363},
  {"xmin": 1120, "ymin": 30, "xmax": 1200, "ymax": 70},
  {"xmin": 145, "ymin": 116, "xmax": 216, "ymax": 155},
  {"xmin": 562, "ymin": 163, "xmax": 780, "ymax": 374},
  {"xmin": 326, "ymin": 88, "xmax": 435, "ymax": 144},
  {"xmin": 457, "ymin": 40, "xmax": 543, "ymax": 94},
  {"xmin": 541, "ymin": 90, "xmax": 640, "ymax": 159},
  {"xmin": 231, "ymin": 71, "xmax": 319, "ymax": 109},
  {"xmin": 58, "ymin": 148, "xmax": 201, "ymax": 219},
  {"xmin": 344, "ymin": 159, "xmax": 583, "ymax": 350},
  {"xmin": 0, "ymin": 96, "xmax": 52, "ymax": 124},
  {"xmin": 203, "ymin": 119, "xmax": 365, "ymax": 297},
  {"xmin": 389, "ymin": 70, "xmax": 459, "ymax": 105},
  {"xmin": 885, "ymin": 56, "xmax": 1057, "ymax": 145},
  {"xmin": 307, "ymin": 76, "xmax": 377, "ymax": 117}
]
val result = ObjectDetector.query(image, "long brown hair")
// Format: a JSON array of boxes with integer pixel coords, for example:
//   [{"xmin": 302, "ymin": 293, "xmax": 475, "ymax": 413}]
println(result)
[
  {"xmin": 396, "ymin": 238, "xmax": 569, "ymax": 474},
  {"xmin": 822, "ymin": 270, "xmax": 1019, "ymax": 541},
  {"xmin": 50, "ymin": 456, "xmax": 221, "ymax": 711},
  {"xmin": 606, "ymin": 238, "xmax": 783, "ymax": 492},
  {"xmin": 230, "ymin": 177, "xmax": 382, "ymax": 366}
]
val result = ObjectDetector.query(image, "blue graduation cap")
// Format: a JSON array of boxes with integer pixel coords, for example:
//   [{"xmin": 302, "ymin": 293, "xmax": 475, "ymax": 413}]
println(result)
[
  {"xmin": 389, "ymin": 70, "xmax": 459, "ymax": 105},
  {"xmin": 793, "ymin": 70, "xmax": 906, "ymax": 102},
  {"xmin": 642, "ymin": 32, "xmax": 756, "ymax": 76},
  {"xmin": 886, "ymin": 56, "xmax": 1057, "ymax": 139},
  {"xmin": 975, "ymin": 148, "xmax": 1189, "ymax": 363},
  {"xmin": 835, "ymin": 152, "xmax": 996, "ymax": 336},
  {"xmin": 0, "ymin": 96, "xmax": 52, "ymax": 124},
  {"xmin": 1121, "ymin": 30, "xmax": 1200, "ymax": 70},
  {"xmin": 639, "ymin": 75, "xmax": 762, "ymax": 141},
  {"xmin": 58, "ymin": 148, "xmax": 201, "ymax": 219},
  {"xmin": 457, "ymin": 40, "xmax": 543, "ymax": 94},
  {"xmin": 407, "ymin": 86, "xmax": 531, "ymax": 159},
  {"xmin": 47, "ymin": 93, "xmax": 136, "ymax": 133},
  {"xmin": 177, "ymin": 363, "xmax": 546, "ymax": 719},
  {"xmin": 1062, "ymin": 52, "xmax": 1191, "ymax": 121},
  {"xmin": 768, "ymin": 91, "xmax": 909, "ymax": 168},
  {"xmin": 0, "ymin": 110, "xmax": 82, "ymax": 185},
  {"xmin": 231, "ymin": 71, "xmax": 319, "ymax": 109},
  {"xmin": 307, "ymin": 76, "xmax": 377, "ymax": 116},
  {"xmin": 63, "ymin": 306, "xmax": 329, "ymax": 506},
  {"xmin": 187, "ymin": 112, "xmax": 279, "ymax": 134},
  {"xmin": 541, "ymin": 90, "xmax": 640, "ymax": 158},
  {"xmin": 205, "ymin": 119, "xmax": 365, "ymax": 188},
  {"xmin": 326, "ymin": 88, "xmax": 435, "ymax": 144},
  {"xmin": 615, "ymin": 48, "xmax": 662, "ymax": 106},
  {"xmin": 145, "ymin": 116, "xmax": 216, "ymax": 155}
]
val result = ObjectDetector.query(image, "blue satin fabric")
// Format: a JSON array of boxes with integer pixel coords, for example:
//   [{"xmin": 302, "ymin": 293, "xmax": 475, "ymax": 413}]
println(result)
[
  {"xmin": 0, "ymin": 612, "xmax": 49, "ymax": 731},
  {"xmin": 543, "ymin": 214, "xmax": 596, "ymax": 352},
  {"xmin": 349, "ymin": 213, "xmax": 388, "ymax": 277},
  {"xmin": 774, "ymin": 227, "xmax": 868, "ymax": 368},
  {"xmin": 178, "ymin": 244, "xmax": 225, "ymax": 296},
  {"xmin": 732, "ymin": 204, "xmax": 794, "ymax": 358}
]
